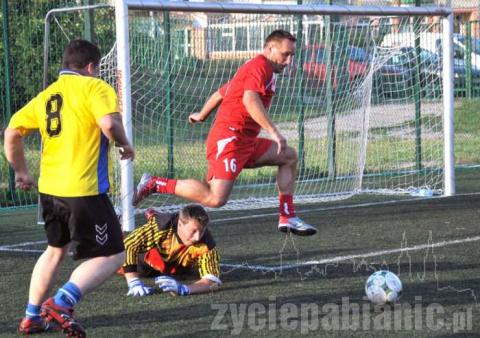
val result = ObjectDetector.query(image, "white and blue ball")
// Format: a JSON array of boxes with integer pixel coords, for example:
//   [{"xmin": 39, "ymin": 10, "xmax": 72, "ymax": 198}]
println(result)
[{"xmin": 365, "ymin": 270, "xmax": 402, "ymax": 305}]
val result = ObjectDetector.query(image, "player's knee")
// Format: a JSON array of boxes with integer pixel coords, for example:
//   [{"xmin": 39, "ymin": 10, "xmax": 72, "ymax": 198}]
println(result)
[
  {"xmin": 285, "ymin": 147, "xmax": 298, "ymax": 165},
  {"xmin": 205, "ymin": 196, "xmax": 228, "ymax": 208},
  {"xmin": 44, "ymin": 245, "xmax": 69, "ymax": 263},
  {"xmin": 109, "ymin": 251, "xmax": 125, "ymax": 268}
]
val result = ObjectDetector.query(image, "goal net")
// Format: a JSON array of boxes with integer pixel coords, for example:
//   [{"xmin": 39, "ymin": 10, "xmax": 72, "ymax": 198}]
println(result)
[{"xmin": 107, "ymin": 2, "xmax": 454, "ymax": 230}]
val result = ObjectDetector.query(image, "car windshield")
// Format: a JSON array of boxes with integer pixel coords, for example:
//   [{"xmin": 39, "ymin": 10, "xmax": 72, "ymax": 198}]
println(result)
[
  {"xmin": 314, "ymin": 48, "xmax": 325, "ymax": 63},
  {"xmin": 472, "ymin": 39, "xmax": 480, "ymax": 54},
  {"xmin": 383, "ymin": 48, "xmax": 439, "ymax": 66},
  {"xmin": 456, "ymin": 35, "xmax": 480, "ymax": 54},
  {"xmin": 419, "ymin": 49, "xmax": 439, "ymax": 64},
  {"xmin": 308, "ymin": 46, "xmax": 367, "ymax": 63},
  {"xmin": 349, "ymin": 47, "xmax": 367, "ymax": 62},
  {"xmin": 387, "ymin": 53, "xmax": 410, "ymax": 66}
]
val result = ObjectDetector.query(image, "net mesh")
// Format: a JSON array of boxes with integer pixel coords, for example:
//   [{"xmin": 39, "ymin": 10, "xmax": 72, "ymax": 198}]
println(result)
[{"xmin": 101, "ymin": 11, "xmax": 445, "ymax": 213}]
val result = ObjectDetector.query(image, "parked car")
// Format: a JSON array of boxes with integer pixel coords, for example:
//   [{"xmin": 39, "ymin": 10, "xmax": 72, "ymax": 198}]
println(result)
[
  {"xmin": 302, "ymin": 44, "xmax": 369, "ymax": 88},
  {"xmin": 414, "ymin": 46, "xmax": 480, "ymax": 84},
  {"xmin": 371, "ymin": 47, "xmax": 415, "ymax": 99},
  {"xmin": 372, "ymin": 46, "xmax": 480, "ymax": 99},
  {"xmin": 381, "ymin": 32, "xmax": 480, "ymax": 72}
]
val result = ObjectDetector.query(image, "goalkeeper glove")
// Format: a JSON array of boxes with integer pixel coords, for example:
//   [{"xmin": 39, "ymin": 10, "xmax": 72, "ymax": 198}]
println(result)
[
  {"xmin": 155, "ymin": 276, "xmax": 190, "ymax": 296},
  {"xmin": 127, "ymin": 277, "xmax": 154, "ymax": 297}
]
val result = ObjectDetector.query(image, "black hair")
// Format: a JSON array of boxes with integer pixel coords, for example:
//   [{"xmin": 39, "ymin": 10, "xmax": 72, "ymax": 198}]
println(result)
[
  {"xmin": 62, "ymin": 39, "xmax": 101, "ymax": 70},
  {"xmin": 264, "ymin": 30, "xmax": 296, "ymax": 48},
  {"xmin": 179, "ymin": 204, "xmax": 209, "ymax": 227}
]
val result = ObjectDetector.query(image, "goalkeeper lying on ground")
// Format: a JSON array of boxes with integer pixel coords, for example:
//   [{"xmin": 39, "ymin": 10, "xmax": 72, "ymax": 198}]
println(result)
[{"xmin": 119, "ymin": 204, "xmax": 221, "ymax": 296}]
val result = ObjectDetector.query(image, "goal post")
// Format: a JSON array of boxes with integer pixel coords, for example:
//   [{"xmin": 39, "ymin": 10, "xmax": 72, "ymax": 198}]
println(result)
[
  {"xmin": 115, "ymin": 0, "xmax": 135, "ymax": 233},
  {"xmin": 113, "ymin": 0, "xmax": 454, "ymax": 231},
  {"xmin": 442, "ymin": 13, "xmax": 455, "ymax": 197}
]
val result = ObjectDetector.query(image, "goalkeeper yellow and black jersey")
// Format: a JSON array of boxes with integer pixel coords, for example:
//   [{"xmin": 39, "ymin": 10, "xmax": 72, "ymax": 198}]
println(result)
[
  {"xmin": 8, "ymin": 69, "xmax": 118, "ymax": 197},
  {"xmin": 123, "ymin": 212, "xmax": 221, "ymax": 280}
]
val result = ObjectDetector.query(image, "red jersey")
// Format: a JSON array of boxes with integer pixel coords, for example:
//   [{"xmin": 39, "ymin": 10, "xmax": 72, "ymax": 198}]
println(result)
[{"xmin": 213, "ymin": 54, "xmax": 277, "ymax": 138}]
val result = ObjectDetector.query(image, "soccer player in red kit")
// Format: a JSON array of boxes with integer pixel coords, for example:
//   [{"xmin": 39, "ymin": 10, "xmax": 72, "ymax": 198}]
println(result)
[{"xmin": 134, "ymin": 30, "xmax": 316, "ymax": 236}]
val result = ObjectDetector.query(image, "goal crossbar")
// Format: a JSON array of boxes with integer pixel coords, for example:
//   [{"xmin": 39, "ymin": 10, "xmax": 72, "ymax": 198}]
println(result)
[{"xmin": 122, "ymin": 0, "xmax": 451, "ymax": 17}]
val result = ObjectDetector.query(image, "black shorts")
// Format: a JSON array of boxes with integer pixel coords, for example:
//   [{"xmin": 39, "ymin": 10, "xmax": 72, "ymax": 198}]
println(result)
[{"xmin": 40, "ymin": 193, "xmax": 125, "ymax": 260}]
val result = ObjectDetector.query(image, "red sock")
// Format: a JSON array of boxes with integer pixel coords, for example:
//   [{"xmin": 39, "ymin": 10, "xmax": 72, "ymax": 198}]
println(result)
[
  {"xmin": 279, "ymin": 194, "xmax": 296, "ymax": 218},
  {"xmin": 153, "ymin": 177, "xmax": 177, "ymax": 194}
]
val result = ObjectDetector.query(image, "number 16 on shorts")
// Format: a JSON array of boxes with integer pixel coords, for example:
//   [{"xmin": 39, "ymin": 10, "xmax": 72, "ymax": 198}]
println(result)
[{"xmin": 223, "ymin": 158, "xmax": 237, "ymax": 173}]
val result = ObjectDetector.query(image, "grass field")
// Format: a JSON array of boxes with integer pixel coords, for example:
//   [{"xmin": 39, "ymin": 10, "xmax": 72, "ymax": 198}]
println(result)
[{"xmin": 0, "ymin": 169, "xmax": 479, "ymax": 337}]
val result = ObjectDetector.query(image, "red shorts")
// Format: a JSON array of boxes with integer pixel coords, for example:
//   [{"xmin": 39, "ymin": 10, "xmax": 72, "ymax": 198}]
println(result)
[{"xmin": 206, "ymin": 131, "xmax": 272, "ymax": 181}]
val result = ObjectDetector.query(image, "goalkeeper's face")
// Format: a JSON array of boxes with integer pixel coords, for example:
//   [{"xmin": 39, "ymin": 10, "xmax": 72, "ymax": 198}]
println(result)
[
  {"xmin": 177, "ymin": 218, "xmax": 206, "ymax": 246},
  {"xmin": 265, "ymin": 39, "xmax": 295, "ymax": 73}
]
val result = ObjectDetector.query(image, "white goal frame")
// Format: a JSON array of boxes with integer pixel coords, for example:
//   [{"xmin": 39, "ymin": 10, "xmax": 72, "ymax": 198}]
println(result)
[{"xmin": 115, "ymin": 0, "xmax": 455, "ymax": 231}]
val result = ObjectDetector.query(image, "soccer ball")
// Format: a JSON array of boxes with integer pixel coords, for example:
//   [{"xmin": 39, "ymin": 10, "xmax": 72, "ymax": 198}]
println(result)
[{"xmin": 365, "ymin": 270, "xmax": 402, "ymax": 305}]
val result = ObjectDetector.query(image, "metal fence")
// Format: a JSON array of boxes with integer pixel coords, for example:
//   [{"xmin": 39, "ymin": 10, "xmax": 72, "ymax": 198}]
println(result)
[
  {"xmin": 0, "ymin": 0, "xmax": 114, "ymax": 208},
  {"xmin": 1, "ymin": 0, "xmax": 480, "ymax": 210}
]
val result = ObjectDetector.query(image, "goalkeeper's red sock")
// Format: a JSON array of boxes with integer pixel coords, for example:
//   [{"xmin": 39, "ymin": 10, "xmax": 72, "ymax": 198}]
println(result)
[
  {"xmin": 152, "ymin": 177, "xmax": 177, "ymax": 194},
  {"xmin": 279, "ymin": 194, "xmax": 296, "ymax": 219}
]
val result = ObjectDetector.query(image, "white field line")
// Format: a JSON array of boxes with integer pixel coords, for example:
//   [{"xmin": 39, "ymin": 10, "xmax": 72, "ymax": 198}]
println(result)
[
  {"xmin": 211, "ymin": 194, "xmax": 456, "ymax": 224},
  {"xmin": 2, "ymin": 196, "xmax": 480, "ymax": 272},
  {"xmin": 221, "ymin": 235, "xmax": 480, "ymax": 272},
  {"xmin": 0, "ymin": 240, "xmax": 46, "ymax": 252},
  {"xmin": 0, "ymin": 248, "xmax": 45, "ymax": 253},
  {"xmin": 2, "ymin": 236, "xmax": 478, "ymax": 272},
  {"xmin": 1, "ymin": 240, "xmax": 46, "ymax": 248}
]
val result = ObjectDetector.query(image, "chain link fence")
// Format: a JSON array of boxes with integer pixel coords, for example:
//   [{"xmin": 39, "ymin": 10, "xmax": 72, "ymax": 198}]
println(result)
[
  {"xmin": 1, "ymin": 0, "xmax": 480, "ymax": 210},
  {"xmin": 0, "ymin": 0, "xmax": 114, "ymax": 208}
]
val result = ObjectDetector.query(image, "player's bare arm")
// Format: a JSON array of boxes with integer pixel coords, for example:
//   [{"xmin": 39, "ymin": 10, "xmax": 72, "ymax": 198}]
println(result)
[
  {"xmin": 124, "ymin": 271, "xmax": 139, "ymax": 283},
  {"xmin": 189, "ymin": 90, "xmax": 223, "ymax": 123},
  {"xmin": 98, "ymin": 113, "xmax": 135, "ymax": 160},
  {"xmin": 186, "ymin": 277, "xmax": 220, "ymax": 294},
  {"xmin": 243, "ymin": 90, "xmax": 287, "ymax": 154},
  {"xmin": 4, "ymin": 128, "xmax": 34, "ymax": 191}
]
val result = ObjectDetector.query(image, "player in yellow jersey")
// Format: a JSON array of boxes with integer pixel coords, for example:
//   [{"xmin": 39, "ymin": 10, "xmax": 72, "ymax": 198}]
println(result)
[
  {"xmin": 4, "ymin": 40, "xmax": 134, "ymax": 337},
  {"xmin": 120, "ymin": 204, "xmax": 221, "ymax": 296}
]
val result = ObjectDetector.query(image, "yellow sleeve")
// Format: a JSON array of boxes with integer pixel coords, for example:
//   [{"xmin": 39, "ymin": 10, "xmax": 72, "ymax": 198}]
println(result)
[
  {"xmin": 123, "ymin": 217, "xmax": 164, "ymax": 272},
  {"xmin": 197, "ymin": 247, "xmax": 221, "ymax": 282},
  {"xmin": 8, "ymin": 97, "xmax": 40, "ymax": 136},
  {"xmin": 89, "ymin": 79, "xmax": 119, "ymax": 122}
]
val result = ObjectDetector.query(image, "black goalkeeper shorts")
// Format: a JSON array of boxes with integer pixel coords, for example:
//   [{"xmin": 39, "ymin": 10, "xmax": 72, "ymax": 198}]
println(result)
[{"xmin": 40, "ymin": 193, "xmax": 125, "ymax": 260}]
